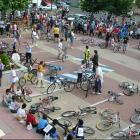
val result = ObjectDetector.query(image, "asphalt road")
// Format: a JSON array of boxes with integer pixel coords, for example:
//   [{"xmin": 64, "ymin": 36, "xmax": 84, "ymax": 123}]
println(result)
[{"xmin": 69, "ymin": 7, "xmax": 140, "ymax": 24}]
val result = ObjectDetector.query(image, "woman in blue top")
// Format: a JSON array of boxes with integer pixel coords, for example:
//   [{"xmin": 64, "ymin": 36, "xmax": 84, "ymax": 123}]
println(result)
[{"xmin": 25, "ymin": 43, "xmax": 32, "ymax": 63}]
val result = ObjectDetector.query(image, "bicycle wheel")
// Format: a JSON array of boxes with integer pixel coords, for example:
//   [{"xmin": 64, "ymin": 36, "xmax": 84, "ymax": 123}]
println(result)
[
  {"xmin": 113, "ymin": 46, "xmax": 118, "ymax": 53},
  {"xmin": 83, "ymin": 107, "xmax": 97, "ymax": 114},
  {"xmin": 96, "ymin": 120, "xmax": 112, "ymax": 131},
  {"xmin": 24, "ymin": 87, "xmax": 32, "ymax": 94},
  {"xmin": 123, "ymin": 89, "xmax": 135, "ymax": 96},
  {"xmin": 58, "ymin": 118, "xmax": 72, "ymax": 126},
  {"xmin": 62, "ymin": 54, "xmax": 66, "ymax": 62},
  {"xmin": 100, "ymin": 43, "xmax": 106, "ymax": 49},
  {"xmin": 61, "ymin": 111, "xmax": 76, "ymax": 117},
  {"xmin": 31, "ymin": 76, "xmax": 37, "ymax": 85},
  {"xmin": 31, "ymin": 69, "xmax": 37, "ymax": 76},
  {"xmin": 101, "ymin": 108, "xmax": 115, "ymax": 117},
  {"xmin": 64, "ymin": 81, "xmax": 75, "ymax": 92},
  {"xmin": 81, "ymin": 80, "xmax": 92, "ymax": 91},
  {"xmin": 130, "ymin": 114, "xmax": 140, "ymax": 124},
  {"xmin": 119, "ymin": 82, "xmax": 129, "ymax": 87},
  {"xmin": 84, "ymin": 126, "xmax": 95, "ymax": 134},
  {"xmin": 24, "ymin": 95, "xmax": 32, "ymax": 102},
  {"xmin": 47, "ymin": 83, "xmax": 56, "ymax": 94},
  {"xmin": 111, "ymin": 131, "xmax": 126, "ymax": 138},
  {"xmin": 18, "ymin": 77, "xmax": 26, "ymax": 87},
  {"xmin": 115, "ymin": 97, "xmax": 124, "ymax": 105},
  {"xmin": 109, "ymin": 45, "xmax": 114, "ymax": 50},
  {"xmin": 135, "ymin": 107, "xmax": 140, "ymax": 113}
]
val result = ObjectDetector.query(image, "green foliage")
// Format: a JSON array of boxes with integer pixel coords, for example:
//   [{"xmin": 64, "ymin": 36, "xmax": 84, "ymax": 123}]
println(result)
[
  {"xmin": 0, "ymin": 53, "xmax": 9, "ymax": 66},
  {"xmin": 136, "ymin": 0, "xmax": 140, "ymax": 9}
]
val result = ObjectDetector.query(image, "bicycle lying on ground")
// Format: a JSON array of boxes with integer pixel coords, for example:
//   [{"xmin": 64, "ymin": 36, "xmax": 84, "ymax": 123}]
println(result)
[
  {"xmin": 61, "ymin": 106, "xmax": 97, "ymax": 118},
  {"xmin": 100, "ymin": 41, "xmax": 113, "ymax": 49},
  {"xmin": 111, "ymin": 126, "xmax": 140, "ymax": 138},
  {"xmin": 119, "ymin": 82, "xmax": 139, "ymax": 96},
  {"xmin": 96, "ymin": 108, "xmax": 121, "ymax": 131},
  {"xmin": 108, "ymin": 91, "xmax": 124, "ymax": 105},
  {"xmin": 47, "ymin": 76, "xmax": 75, "ymax": 94},
  {"xmin": 113, "ymin": 42, "xmax": 122, "ymax": 53},
  {"xmin": 130, "ymin": 107, "xmax": 140, "ymax": 124}
]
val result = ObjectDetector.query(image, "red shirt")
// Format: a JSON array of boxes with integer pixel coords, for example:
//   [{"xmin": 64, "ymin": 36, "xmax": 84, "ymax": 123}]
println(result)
[
  {"xmin": 26, "ymin": 113, "xmax": 36, "ymax": 126},
  {"xmin": 25, "ymin": 15, "xmax": 29, "ymax": 21},
  {"xmin": 40, "ymin": 16, "xmax": 43, "ymax": 22},
  {"xmin": 115, "ymin": 28, "xmax": 119, "ymax": 33}
]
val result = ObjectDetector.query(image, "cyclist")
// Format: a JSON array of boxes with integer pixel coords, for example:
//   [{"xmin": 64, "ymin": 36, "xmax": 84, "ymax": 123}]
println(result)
[
  {"xmin": 43, "ymin": 119, "xmax": 61, "ymax": 140},
  {"xmin": 71, "ymin": 119, "xmax": 84, "ymax": 140},
  {"xmin": 84, "ymin": 46, "xmax": 90, "ymax": 68}
]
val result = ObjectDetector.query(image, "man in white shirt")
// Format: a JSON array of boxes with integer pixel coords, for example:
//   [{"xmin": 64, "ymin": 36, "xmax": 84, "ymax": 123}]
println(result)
[
  {"xmin": 92, "ymin": 63, "xmax": 103, "ymax": 95},
  {"xmin": 58, "ymin": 39, "xmax": 63, "ymax": 59}
]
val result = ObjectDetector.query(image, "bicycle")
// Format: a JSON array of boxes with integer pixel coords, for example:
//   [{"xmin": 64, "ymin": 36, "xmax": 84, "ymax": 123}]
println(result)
[
  {"xmin": 113, "ymin": 42, "xmax": 122, "ymax": 53},
  {"xmin": 108, "ymin": 91, "xmax": 124, "ymax": 105},
  {"xmin": 130, "ymin": 107, "xmax": 140, "ymax": 124},
  {"xmin": 42, "ymin": 113, "xmax": 95, "ymax": 136},
  {"xmin": 62, "ymin": 46, "xmax": 68, "ymax": 62},
  {"xmin": 61, "ymin": 106, "xmax": 97, "ymax": 118},
  {"xmin": 111, "ymin": 126, "xmax": 140, "ymax": 138},
  {"xmin": 18, "ymin": 71, "xmax": 37, "ymax": 87},
  {"xmin": 100, "ymin": 41, "xmax": 113, "ymax": 50},
  {"xmin": 96, "ymin": 108, "xmax": 121, "ymax": 131},
  {"xmin": 47, "ymin": 76, "xmax": 75, "ymax": 94}
]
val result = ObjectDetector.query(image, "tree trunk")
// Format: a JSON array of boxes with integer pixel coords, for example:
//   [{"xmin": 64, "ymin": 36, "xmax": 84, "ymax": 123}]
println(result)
[{"xmin": 90, "ymin": 8, "xmax": 94, "ymax": 22}]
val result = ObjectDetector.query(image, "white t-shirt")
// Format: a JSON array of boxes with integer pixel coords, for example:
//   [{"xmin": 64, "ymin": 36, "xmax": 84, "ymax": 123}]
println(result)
[
  {"xmin": 70, "ymin": 21, "xmax": 73, "ymax": 26},
  {"xmin": 95, "ymin": 67, "xmax": 103, "ymax": 85},
  {"xmin": 71, "ymin": 31, "xmax": 74, "ymax": 37},
  {"xmin": 84, "ymin": 24, "xmax": 87, "ymax": 30},
  {"xmin": 58, "ymin": 42, "xmax": 62, "ymax": 51},
  {"xmin": 106, "ymin": 28, "xmax": 109, "ymax": 32},
  {"xmin": 17, "ymin": 108, "xmax": 26, "ymax": 117},
  {"xmin": 10, "ymin": 69, "xmax": 17, "ymax": 83},
  {"xmin": 12, "ymin": 53, "xmax": 20, "ymax": 63},
  {"xmin": 77, "ymin": 64, "xmax": 84, "ymax": 73},
  {"xmin": 130, "ymin": 30, "xmax": 133, "ymax": 35},
  {"xmin": 15, "ymin": 89, "xmax": 22, "ymax": 95}
]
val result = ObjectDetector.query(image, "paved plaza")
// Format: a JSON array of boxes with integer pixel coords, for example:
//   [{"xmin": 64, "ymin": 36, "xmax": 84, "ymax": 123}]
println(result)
[{"xmin": 0, "ymin": 29, "xmax": 140, "ymax": 139}]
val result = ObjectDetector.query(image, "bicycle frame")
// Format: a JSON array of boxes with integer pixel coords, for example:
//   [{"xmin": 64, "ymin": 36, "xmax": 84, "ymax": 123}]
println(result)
[{"xmin": 108, "ymin": 91, "xmax": 120, "ymax": 101}]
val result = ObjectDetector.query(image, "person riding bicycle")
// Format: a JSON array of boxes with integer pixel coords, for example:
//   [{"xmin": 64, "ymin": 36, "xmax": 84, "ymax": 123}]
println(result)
[
  {"xmin": 84, "ymin": 46, "xmax": 90, "ymax": 67},
  {"xmin": 71, "ymin": 119, "xmax": 84, "ymax": 140}
]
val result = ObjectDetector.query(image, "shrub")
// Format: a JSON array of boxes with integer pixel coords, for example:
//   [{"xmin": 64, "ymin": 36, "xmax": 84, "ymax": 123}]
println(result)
[{"xmin": 0, "ymin": 53, "xmax": 10, "ymax": 66}]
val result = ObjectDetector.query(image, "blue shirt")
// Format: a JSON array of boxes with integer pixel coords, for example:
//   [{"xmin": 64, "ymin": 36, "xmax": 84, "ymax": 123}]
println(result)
[
  {"xmin": 90, "ymin": 23, "xmax": 94, "ymax": 30},
  {"xmin": 37, "ymin": 118, "xmax": 48, "ymax": 129},
  {"xmin": 13, "ymin": 42, "xmax": 16, "ymax": 47},
  {"xmin": 26, "ymin": 46, "xmax": 31, "ymax": 53}
]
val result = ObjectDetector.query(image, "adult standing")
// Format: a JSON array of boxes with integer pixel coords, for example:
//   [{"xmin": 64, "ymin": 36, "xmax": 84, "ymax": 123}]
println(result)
[
  {"xmin": 83, "ymin": 22, "xmax": 87, "ymax": 35},
  {"xmin": 35, "ymin": 61, "xmax": 45, "ymax": 88},
  {"xmin": 13, "ymin": 22, "xmax": 17, "ymax": 38},
  {"xmin": 31, "ymin": 29, "xmax": 38, "ymax": 47},
  {"xmin": 65, "ymin": 25, "xmax": 69, "ymax": 41},
  {"xmin": 6, "ymin": 20, "xmax": 11, "ymax": 38},
  {"xmin": 92, "ymin": 50, "xmax": 98, "ymax": 73},
  {"xmin": 92, "ymin": 63, "xmax": 103, "ymax": 95},
  {"xmin": 68, "ymin": 29, "xmax": 75, "ymax": 49},
  {"xmin": 25, "ymin": 43, "xmax": 32, "ymax": 63},
  {"xmin": 58, "ymin": 39, "xmax": 63, "ymax": 59},
  {"xmin": 0, "ymin": 59, "xmax": 4, "ymax": 87},
  {"xmin": 89, "ymin": 22, "xmax": 94, "ymax": 36},
  {"xmin": 123, "ymin": 34, "xmax": 129, "ymax": 53},
  {"xmin": 53, "ymin": 25, "xmax": 60, "ymax": 43},
  {"xmin": 137, "ymin": 27, "xmax": 140, "ymax": 39},
  {"xmin": 84, "ymin": 46, "xmax": 90, "ymax": 67},
  {"xmin": 10, "ymin": 65, "xmax": 18, "ymax": 93},
  {"xmin": 0, "ymin": 19, "xmax": 4, "ymax": 35}
]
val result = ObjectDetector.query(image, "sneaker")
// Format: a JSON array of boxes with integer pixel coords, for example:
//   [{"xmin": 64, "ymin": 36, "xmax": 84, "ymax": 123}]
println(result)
[
  {"xmin": 71, "ymin": 47, "xmax": 74, "ymax": 49},
  {"xmin": 41, "ymin": 85, "xmax": 45, "ymax": 88},
  {"xmin": 96, "ymin": 92, "xmax": 102, "ymax": 95},
  {"xmin": 35, "ymin": 85, "xmax": 40, "ymax": 88},
  {"xmin": 92, "ymin": 92, "xmax": 97, "ymax": 94}
]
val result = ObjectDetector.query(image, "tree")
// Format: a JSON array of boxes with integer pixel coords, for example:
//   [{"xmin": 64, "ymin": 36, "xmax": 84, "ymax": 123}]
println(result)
[
  {"xmin": 136, "ymin": 0, "xmax": 140, "ymax": 9},
  {"xmin": 104, "ymin": 0, "xmax": 133, "ymax": 16},
  {"xmin": 80, "ymin": 0, "xmax": 106, "ymax": 21}
]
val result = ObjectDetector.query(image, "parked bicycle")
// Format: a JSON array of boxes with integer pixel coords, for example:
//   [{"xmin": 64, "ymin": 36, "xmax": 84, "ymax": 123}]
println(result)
[
  {"xmin": 47, "ymin": 76, "xmax": 75, "ymax": 94},
  {"xmin": 96, "ymin": 108, "xmax": 121, "ymax": 131},
  {"xmin": 18, "ymin": 71, "xmax": 37, "ymax": 86},
  {"xmin": 108, "ymin": 91, "xmax": 124, "ymax": 105},
  {"xmin": 111, "ymin": 126, "xmax": 140, "ymax": 138},
  {"xmin": 61, "ymin": 106, "xmax": 97, "ymax": 118},
  {"xmin": 100, "ymin": 41, "xmax": 113, "ymax": 49},
  {"xmin": 130, "ymin": 107, "xmax": 140, "ymax": 124}
]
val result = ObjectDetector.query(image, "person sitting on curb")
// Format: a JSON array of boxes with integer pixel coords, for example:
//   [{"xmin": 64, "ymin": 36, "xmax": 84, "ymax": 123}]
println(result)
[
  {"xmin": 2, "ymin": 89, "xmax": 12, "ymax": 107},
  {"xmin": 71, "ymin": 119, "xmax": 84, "ymax": 140},
  {"xmin": 17, "ymin": 103, "xmax": 27, "ymax": 121},
  {"xmin": 36, "ymin": 113, "xmax": 49, "ymax": 134},
  {"xmin": 15, "ymin": 86, "xmax": 24, "ymax": 102},
  {"xmin": 9, "ymin": 95, "xmax": 20, "ymax": 113},
  {"xmin": 26, "ymin": 109, "xmax": 39, "ymax": 127},
  {"xmin": 43, "ymin": 119, "xmax": 61, "ymax": 140}
]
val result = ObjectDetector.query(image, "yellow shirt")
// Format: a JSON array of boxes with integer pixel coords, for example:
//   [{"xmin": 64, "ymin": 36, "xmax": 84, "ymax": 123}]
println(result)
[
  {"xmin": 53, "ymin": 27, "xmax": 59, "ymax": 34},
  {"xmin": 38, "ymin": 65, "xmax": 43, "ymax": 72}
]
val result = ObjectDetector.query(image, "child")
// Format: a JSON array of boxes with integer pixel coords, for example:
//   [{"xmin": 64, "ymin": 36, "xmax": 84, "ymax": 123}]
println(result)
[{"xmin": 15, "ymin": 86, "xmax": 24, "ymax": 102}]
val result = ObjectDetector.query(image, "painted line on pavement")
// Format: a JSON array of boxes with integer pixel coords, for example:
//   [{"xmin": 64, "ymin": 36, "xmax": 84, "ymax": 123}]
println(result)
[
  {"xmin": 32, "ymin": 50, "xmax": 55, "ymax": 54},
  {"xmin": 107, "ymin": 123, "xmax": 136, "ymax": 140}
]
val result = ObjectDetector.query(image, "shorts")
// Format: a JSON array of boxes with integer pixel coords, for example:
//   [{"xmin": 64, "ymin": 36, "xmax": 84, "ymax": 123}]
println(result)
[
  {"xmin": 37, "ymin": 72, "xmax": 43, "ymax": 81},
  {"xmin": 54, "ymin": 34, "xmax": 59, "ymax": 38},
  {"xmin": 0, "ymin": 70, "xmax": 2, "ymax": 78},
  {"xmin": 70, "ymin": 37, "xmax": 74, "ymax": 43},
  {"xmin": 12, "ymin": 82, "xmax": 16, "ymax": 84},
  {"xmin": 58, "ymin": 49, "xmax": 62, "ymax": 55}
]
